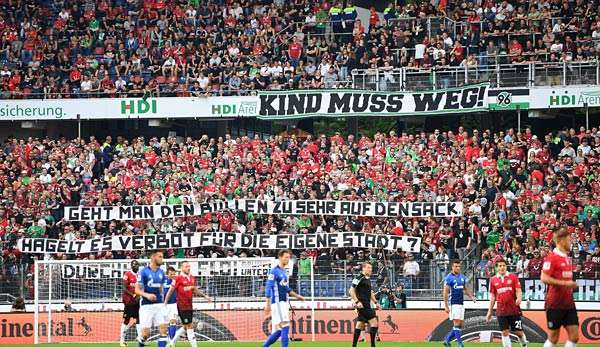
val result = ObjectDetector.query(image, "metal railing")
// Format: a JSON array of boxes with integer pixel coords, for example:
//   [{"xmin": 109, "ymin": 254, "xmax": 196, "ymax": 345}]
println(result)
[
  {"xmin": 352, "ymin": 61, "xmax": 600, "ymax": 91},
  {"xmin": 297, "ymin": 259, "xmax": 448, "ymax": 300},
  {"xmin": 0, "ymin": 79, "xmax": 354, "ymax": 100},
  {"xmin": 388, "ymin": 17, "xmax": 457, "ymax": 41},
  {"xmin": 2, "ymin": 258, "xmax": 455, "ymax": 302}
]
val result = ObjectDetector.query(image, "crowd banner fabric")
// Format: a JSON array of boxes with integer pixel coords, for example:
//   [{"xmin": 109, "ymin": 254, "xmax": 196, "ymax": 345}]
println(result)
[
  {"xmin": 476, "ymin": 277, "xmax": 600, "ymax": 302},
  {"xmin": 17, "ymin": 232, "xmax": 422, "ymax": 254},
  {"xmin": 58, "ymin": 258, "xmax": 291, "ymax": 279},
  {"xmin": 257, "ymin": 84, "xmax": 489, "ymax": 119},
  {"xmin": 64, "ymin": 199, "xmax": 463, "ymax": 221}
]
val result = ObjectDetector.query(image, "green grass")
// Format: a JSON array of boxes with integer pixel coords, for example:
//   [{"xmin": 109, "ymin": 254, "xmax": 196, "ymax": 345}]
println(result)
[{"xmin": 0, "ymin": 343, "xmax": 560, "ymax": 347}]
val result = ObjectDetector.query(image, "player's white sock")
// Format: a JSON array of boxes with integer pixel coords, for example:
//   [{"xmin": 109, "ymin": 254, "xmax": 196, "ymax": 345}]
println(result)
[
  {"xmin": 120, "ymin": 324, "xmax": 128, "ymax": 343},
  {"xmin": 519, "ymin": 334, "xmax": 528, "ymax": 346},
  {"xmin": 172, "ymin": 327, "xmax": 185, "ymax": 345},
  {"xmin": 187, "ymin": 329, "xmax": 197, "ymax": 347},
  {"xmin": 136, "ymin": 325, "xmax": 142, "ymax": 340},
  {"xmin": 501, "ymin": 335, "xmax": 512, "ymax": 347},
  {"xmin": 565, "ymin": 341, "xmax": 577, "ymax": 347},
  {"xmin": 543, "ymin": 340, "xmax": 556, "ymax": 347}
]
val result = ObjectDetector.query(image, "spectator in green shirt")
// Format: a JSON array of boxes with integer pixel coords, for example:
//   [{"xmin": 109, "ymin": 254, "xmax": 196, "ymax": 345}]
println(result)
[
  {"xmin": 486, "ymin": 228, "xmax": 500, "ymax": 248},
  {"xmin": 298, "ymin": 252, "xmax": 311, "ymax": 279},
  {"xmin": 296, "ymin": 215, "xmax": 312, "ymax": 232},
  {"xmin": 393, "ymin": 285, "xmax": 407, "ymax": 309},
  {"xmin": 167, "ymin": 193, "xmax": 182, "ymax": 205},
  {"xmin": 26, "ymin": 221, "xmax": 45, "ymax": 238},
  {"xmin": 375, "ymin": 286, "xmax": 393, "ymax": 309}
]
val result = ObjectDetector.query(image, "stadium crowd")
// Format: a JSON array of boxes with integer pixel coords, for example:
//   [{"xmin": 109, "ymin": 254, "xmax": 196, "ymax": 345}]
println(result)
[
  {"xmin": 1, "ymin": 0, "xmax": 599, "ymax": 98},
  {"xmin": 0, "ymin": 125, "xmax": 600, "ymax": 297}
]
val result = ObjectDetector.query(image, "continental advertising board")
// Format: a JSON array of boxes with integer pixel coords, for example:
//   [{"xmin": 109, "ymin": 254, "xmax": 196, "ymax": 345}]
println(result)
[{"xmin": 2, "ymin": 310, "xmax": 599, "ymax": 344}]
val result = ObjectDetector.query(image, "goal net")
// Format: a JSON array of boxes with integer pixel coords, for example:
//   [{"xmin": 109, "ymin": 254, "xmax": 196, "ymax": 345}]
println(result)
[{"xmin": 33, "ymin": 257, "xmax": 302, "ymax": 344}]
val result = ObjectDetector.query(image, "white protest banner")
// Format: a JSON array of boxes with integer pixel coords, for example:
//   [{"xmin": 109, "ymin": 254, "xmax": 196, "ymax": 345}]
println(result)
[
  {"xmin": 59, "ymin": 258, "xmax": 288, "ymax": 279},
  {"xmin": 64, "ymin": 199, "xmax": 463, "ymax": 221},
  {"xmin": 18, "ymin": 232, "xmax": 422, "ymax": 254},
  {"xmin": 257, "ymin": 84, "xmax": 489, "ymax": 119}
]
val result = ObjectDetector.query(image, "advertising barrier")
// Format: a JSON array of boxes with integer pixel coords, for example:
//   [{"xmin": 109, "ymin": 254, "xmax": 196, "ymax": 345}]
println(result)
[
  {"xmin": 0, "ymin": 96, "xmax": 258, "ymax": 120},
  {"xmin": 2, "ymin": 85, "xmax": 599, "ymax": 122},
  {"xmin": 529, "ymin": 87, "xmax": 600, "ymax": 109},
  {"xmin": 2, "ymin": 310, "xmax": 599, "ymax": 344}
]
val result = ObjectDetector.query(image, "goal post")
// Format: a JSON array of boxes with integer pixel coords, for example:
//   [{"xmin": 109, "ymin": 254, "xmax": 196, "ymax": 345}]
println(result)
[{"xmin": 33, "ymin": 257, "xmax": 313, "ymax": 344}]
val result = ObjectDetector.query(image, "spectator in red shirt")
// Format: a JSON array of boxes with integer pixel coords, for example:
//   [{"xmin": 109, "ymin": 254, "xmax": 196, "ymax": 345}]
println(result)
[{"xmin": 288, "ymin": 37, "xmax": 302, "ymax": 68}]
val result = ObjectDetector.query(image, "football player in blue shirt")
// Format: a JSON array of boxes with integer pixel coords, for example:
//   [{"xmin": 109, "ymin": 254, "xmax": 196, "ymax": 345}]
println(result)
[
  {"xmin": 263, "ymin": 250, "xmax": 305, "ymax": 347},
  {"xmin": 164, "ymin": 266, "xmax": 178, "ymax": 346},
  {"xmin": 443, "ymin": 259, "xmax": 476, "ymax": 347},
  {"xmin": 135, "ymin": 250, "xmax": 168, "ymax": 347}
]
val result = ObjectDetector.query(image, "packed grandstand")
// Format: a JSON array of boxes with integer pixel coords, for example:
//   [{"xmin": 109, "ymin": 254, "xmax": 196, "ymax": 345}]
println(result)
[
  {"xmin": 0, "ymin": 0, "xmax": 599, "ymax": 98},
  {"xmin": 1, "ymin": 127, "xmax": 599, "ymax": 299}
]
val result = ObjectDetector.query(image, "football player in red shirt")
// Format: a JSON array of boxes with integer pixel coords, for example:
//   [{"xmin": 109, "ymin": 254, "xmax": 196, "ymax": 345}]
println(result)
[
  {"xmin": 120, "ymin": 260, "xmax": 141, "ymax": 347},
  {"xmin": 165, "ymin": 261, "xmax": 212, "ymax": 347},
  {"xmin": 541, "ymin": 228, "xmax": 579, "ymax": 347},
  {"xmin": 485, "ymin": 258, "xmax": 528, "ymax": 347}
]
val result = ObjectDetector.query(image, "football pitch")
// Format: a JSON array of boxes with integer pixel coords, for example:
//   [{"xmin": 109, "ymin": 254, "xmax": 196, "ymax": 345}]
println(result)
[{"xmin": 1, "ymin": 343, "xmax": 567, "ymax": 347}]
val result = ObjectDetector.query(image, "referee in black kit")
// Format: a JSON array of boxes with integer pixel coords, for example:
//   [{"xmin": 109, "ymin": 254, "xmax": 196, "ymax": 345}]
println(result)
[{"xmin": 349, "ymin": 262, "xmax": 380, "ymax": 347}]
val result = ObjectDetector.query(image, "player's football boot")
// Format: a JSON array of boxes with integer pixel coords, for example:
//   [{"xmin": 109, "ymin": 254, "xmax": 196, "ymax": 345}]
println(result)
[
  {"xmin": 119, "ymin": 343, "xmax": 127, "ymax": 347},
  {"xmin": 443, "ymin": 341, "xmax": 451, "ymax": 347}
]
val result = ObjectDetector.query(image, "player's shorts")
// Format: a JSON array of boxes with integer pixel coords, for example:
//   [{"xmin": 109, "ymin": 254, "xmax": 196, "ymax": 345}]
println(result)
[
  {"xmin": 123, "ymin": 302, "xmax": 139, "ymax": 320},
  {"xmin": 497, "ymin": 315, "xmax": 523, "ymax": 331},
  {"xmin": 271, "ymin": 301, "xmax": 290, "ymax": 332},
  {"xmin": 546, "ymin": 309, "xmax": 579, "ymax": 330},
  {"xmin": 179, "ymin": 310, "xmax": 194, "ymax": 325},
  {"xmin": 139, "ymin": 303, "xmax": 167, "ymax": 328},
  {"xmin": 166, "ymin": 303, "xmax": 179, "ymax": 321},
  {"xmin": 356, "ymin": 307, "xmax": 377, "ymax": 323},
  {"xmin": 448, "ymin": 304, "xmax": 465, "ymax": 321}
]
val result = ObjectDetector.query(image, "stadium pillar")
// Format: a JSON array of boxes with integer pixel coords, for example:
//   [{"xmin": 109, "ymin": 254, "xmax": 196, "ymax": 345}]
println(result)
[
  {"xmin": 33, "ymin": 260, "xmax": 39, "ymax": 345},
  {"xmin": 396, "ymin": 117, "xmax": 405, "ymax": 133},
  {"xmin": 585, "ymin": 103, "xmax": 589, "ymax": 129},
  {"xmin": 517, "ymin": 106, "xmax": 521, "ymax": 133},
  {"xmin": 77, "ymin": 114, "xmax": 81, "ymax": 141},
  {"xmin": 216, "ymin": 119, "xmax": 228, "ymax": 138},
  {"xmin": 347, "ymin": 117, "xmax": 358, "ymax": 137},
  {"xmin": 310, "ymin": 257, "xmax": 315, "ymax": 342}
]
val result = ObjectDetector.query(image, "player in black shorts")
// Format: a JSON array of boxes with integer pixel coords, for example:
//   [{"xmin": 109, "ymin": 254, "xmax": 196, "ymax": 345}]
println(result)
[
  {"xmin": 349, "ymin": 262, "xmax": 380, "ymax": 347},
  {"xmin": 120, "ymin": 260, "xmax": 140, "ymax": 347}
]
